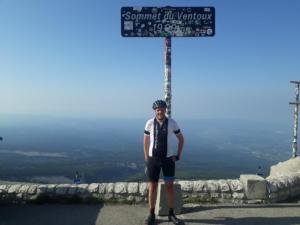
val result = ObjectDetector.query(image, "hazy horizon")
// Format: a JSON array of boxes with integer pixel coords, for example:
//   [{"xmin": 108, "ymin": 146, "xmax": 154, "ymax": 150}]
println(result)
[{"xmin": 0, "ymin": 114, "xmax": 293, "ymax": 183}]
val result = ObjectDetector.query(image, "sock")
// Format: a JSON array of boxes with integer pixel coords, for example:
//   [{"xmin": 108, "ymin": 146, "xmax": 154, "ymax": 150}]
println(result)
[
  {"xmin": 169, "ymin": 208, "xmax": 174, "ymax": 215},
  {"xmin": 150, "ymin": 208, "xmax": 155, "ymax": 215}
]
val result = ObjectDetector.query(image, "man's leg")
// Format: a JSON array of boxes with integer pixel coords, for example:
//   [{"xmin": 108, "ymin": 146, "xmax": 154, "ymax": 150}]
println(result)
[
  {"xmin": 165, "ymin": 180, "xmax": 174, "ymax": 209},
  {"xmin": 148, "ymin": 182, "xmax": 158, "ymax": 210},
  {"xmin": 145, "ymin": 157, "xmax": 160, "ymax": 225},
  {"xmin": 163, "ymin": 158, "xmax": 181, "ymax": 225},
  {"xmin": 165, "ymin": 180, "xmax": 181, "ymax": 224},
  {"xmin": 163, "ymin": 157, "xmax": 176, "ymax": 210}
]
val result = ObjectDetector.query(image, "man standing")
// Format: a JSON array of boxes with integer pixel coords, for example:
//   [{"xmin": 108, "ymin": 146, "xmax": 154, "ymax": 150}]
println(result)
[{"xmin": 144, "ymin": 100, "xmax": 184, "ymax": 225}]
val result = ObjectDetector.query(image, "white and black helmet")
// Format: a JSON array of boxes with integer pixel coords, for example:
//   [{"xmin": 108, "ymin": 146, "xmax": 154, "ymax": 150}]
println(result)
[{"xmin": 152, "ymin": 100, "xmax": 167, "ymax": 110}]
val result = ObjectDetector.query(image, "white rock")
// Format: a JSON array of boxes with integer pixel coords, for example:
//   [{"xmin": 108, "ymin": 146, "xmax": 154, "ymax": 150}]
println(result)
[
  {"xmin": 139, "ymin": 182, "xmax": 148, "ymax": 196},
  {"xmin": 27, "ymin": 185, "xmax": 38, "ymax": 194},
  {"xmin": 0, "ymin": 185, "xmax": 8, "ymax": 193},
  {"xmin": 232, "ymin": 192, "xmax": 245, "ymax": 200},
  {"xmin": 114, "ymin": 182, "xmax": 127, "ymax": 194},
  {"xmin": 127, "ymin": 182, "xmax": 138, "ymax": 194},
  {"xmin": 228, "ymin": 179, "xmax": 243, "ymax": 192},
  {"xmin": 98, "ymin": 183, "xmax": 106, "ymax": 194},
  {"xmin": 126, "ymin": 195, "xmax": 135, "ymax": 202},
  {"xmin": 295, "ymin": 172, "xmax": 300, "ymax": 184},
  {"xmin": 268, "ymin": 178, "xmax": 282, "ymax": 190},
  {"xmin": 0, "ymin": 185, "xmax": 7, "ymax": 189},
  {"xmin": 1, "ymin": 185, "xmax": 8, "ymax": 193},
  {"xmin": 18, "ymin": 185, "xmax": 30, "ymax": 193},
  {"xmin": 114, "ymin": 194, "xmax": 126, "ymax": 202},
  {"xmin": 266, "ymin": 179, "xmax": 278, "ymax": 193},
  {"xmin": 8, "ymin": 185, "xmax": 22, "ymax": 194},
  {"xmin": 104, "ymin": 193, "xmax": 114, "ymax": 200},
  {"xmin": 106, "ymin": 183, "xmax": 114, "ymax": 194},
  {"xmin": 289, "ymin": 173, "xmax": 300, "ymax": 186},
  {"xmin": 207, "ymin": 180, "xmax": 219, "ymax": 192},
  {"xmin": 88, "ymin": 183, "xmax": 99, "ymax": 193},
  {"xmin": 276, "ymin": 176, "xmax": 290, "ymax": 189},
  {"xmin": 178, "ymin": 181, "xmax": 193, "ymax": 192},
  {"xmin": 16, "ymin": 193, "xmax": 23, "ymax": 199},
  {"xmin": 287, "ymin": 175, "xmax": 298, "ymax": 186},
  {"xmin": 218, "ymin": 180, "xmax": 230, "ymax": 192},
  {"xmin": 269, "ymin": 157, "xmax": 300, "ymax": 178},
  {"xmin": 210, "ymin": 193, "xmax": 220, "ymax": 198},
  {"xmin": 193, "ymin": 180, "xmax": 207, "ymax": 192}
]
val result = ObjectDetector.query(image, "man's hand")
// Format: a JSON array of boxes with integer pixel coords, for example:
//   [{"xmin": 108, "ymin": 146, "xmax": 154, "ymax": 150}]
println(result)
[
  {"xmin": 144, "ymin": 160, "xmax": 148, "ymax": 176},
  {"xmin": 175, "ymin": 133, "xmax": 184, "ymax": 162},
  {"xmin": 172, "ymin": 155, "xmax": 180, "ymax": 162}
]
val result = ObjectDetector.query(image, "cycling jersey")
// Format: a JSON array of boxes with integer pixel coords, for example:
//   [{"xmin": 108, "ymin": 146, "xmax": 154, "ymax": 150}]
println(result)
[{"xmin": 144, "ymin": 117, "xmax": 181, "ymax": 158}]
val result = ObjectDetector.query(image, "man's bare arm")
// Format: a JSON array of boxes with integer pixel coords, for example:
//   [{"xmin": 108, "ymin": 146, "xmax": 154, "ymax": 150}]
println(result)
[
  {"xmin": 144, "ymin": 134, "xmax": 150, "ymax": 161},
  {"xmin": 176, "ymin": 133, "xmax": 184, "ymax": 159}
]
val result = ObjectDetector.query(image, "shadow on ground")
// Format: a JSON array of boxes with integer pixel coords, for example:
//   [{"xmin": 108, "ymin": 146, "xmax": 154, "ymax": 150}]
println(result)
[
  {"xmin": 182, "ymin": 217, "xmax": 300, "ymax": 225},
  {"xmin": 182, "ymin": 203, "xmax": 300, "ymax": 214},
  {"xmin": 180, "ymin": 203, "xmax": 300, "ymax": 225},
  {"xmin": 0, "ymin": 204, "xmax": 103, "ymax": 225},
  {"xmin": 1, "ymin": 203, "xmax": 300, "ymax": 225}
]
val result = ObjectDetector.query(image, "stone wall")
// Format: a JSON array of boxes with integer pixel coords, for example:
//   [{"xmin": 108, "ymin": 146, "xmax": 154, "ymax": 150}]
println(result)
[
  {"xmin": 267, "ymin": 172, "xmax": 300, "ymax": 203},
  {"xmin": 177, "ymin": 179, "xmax": 245, "ymax": 203},
  {"xmin": 0, "ymin": 182, "xmax": 149, "ymax": 204},
  {"xmin": 0, "ymin": 179, "xmax": 246, "ymax": 204},
  {"xmin": 266, "ymin": 157, "xmax": 300, "ymax": 203},
  {"xmin": 1, "ymin": 158, "xmax": 300, "ymax": 204}
]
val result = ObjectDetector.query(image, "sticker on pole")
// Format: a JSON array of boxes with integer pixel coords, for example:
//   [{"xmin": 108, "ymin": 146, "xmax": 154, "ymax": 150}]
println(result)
[{"xmin": 121, "ymin": 7, "xmax": 215, "ymax": 37}]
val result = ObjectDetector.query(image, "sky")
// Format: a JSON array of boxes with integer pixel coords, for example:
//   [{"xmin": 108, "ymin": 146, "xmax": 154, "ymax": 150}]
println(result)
[{"xmin": 0, "ymin": 0, "xmax": 299, "ymax": 124}]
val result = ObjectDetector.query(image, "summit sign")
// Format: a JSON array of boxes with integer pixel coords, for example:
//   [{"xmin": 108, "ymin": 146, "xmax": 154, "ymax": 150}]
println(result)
[
  {"xmin": 121, "ymin": 6, "xmax": 216, "ymax": 117},
  {"xmin": 121, "ymin": 7, "xmax": 215, "ymax": 37}
]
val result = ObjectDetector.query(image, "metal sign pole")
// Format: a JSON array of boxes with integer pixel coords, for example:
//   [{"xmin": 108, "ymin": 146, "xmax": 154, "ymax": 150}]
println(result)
[
  {"xmin": 121, "ymin": 6, "xmax": 215, "ymax": 117},
  {"xmin": 164, "ymin": 37, "xmax": 172, "ymax": 118},
  {"xmin": 290, "ymin": 80, "xmax": 300, "ymax": 158}
]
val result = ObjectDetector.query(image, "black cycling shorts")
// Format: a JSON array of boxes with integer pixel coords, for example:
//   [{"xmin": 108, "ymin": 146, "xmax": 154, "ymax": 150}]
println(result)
[{"xmin": 146, "ymin": 156, "xmax": 175, "ymax": 182}]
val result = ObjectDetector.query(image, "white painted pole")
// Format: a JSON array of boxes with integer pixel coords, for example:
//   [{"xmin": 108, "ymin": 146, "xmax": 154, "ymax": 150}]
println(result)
[
  {"xmin": 164, "ymin": 37, "xmax": 172, "ymax": 118},
  {"xmin": 290, "ymin": 81, "xmax": 300, "ymax": 158}
]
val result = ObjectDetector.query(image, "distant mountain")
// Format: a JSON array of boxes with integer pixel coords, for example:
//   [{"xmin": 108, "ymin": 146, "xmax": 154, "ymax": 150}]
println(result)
[{"xmin": 0, "ymin": 115, "xmax": 293, "ymax": 183}]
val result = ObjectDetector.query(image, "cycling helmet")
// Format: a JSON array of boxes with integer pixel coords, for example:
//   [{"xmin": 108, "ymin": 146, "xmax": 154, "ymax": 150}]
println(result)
[{"xmin": 152, "ymin": 100, "xmax": 167, "ymax": 110}]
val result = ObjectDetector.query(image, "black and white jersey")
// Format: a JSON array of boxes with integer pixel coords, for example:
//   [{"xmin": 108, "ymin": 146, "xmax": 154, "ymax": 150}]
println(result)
[{"xmin": 144, "ymin": 117, "xmax": 181, "ymax": 158}]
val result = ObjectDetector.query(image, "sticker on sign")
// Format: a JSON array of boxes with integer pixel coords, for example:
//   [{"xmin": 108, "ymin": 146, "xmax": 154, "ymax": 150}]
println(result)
[{"xmin": 121, "ymin": 7, "xmax": 215, "ymax": 37}]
